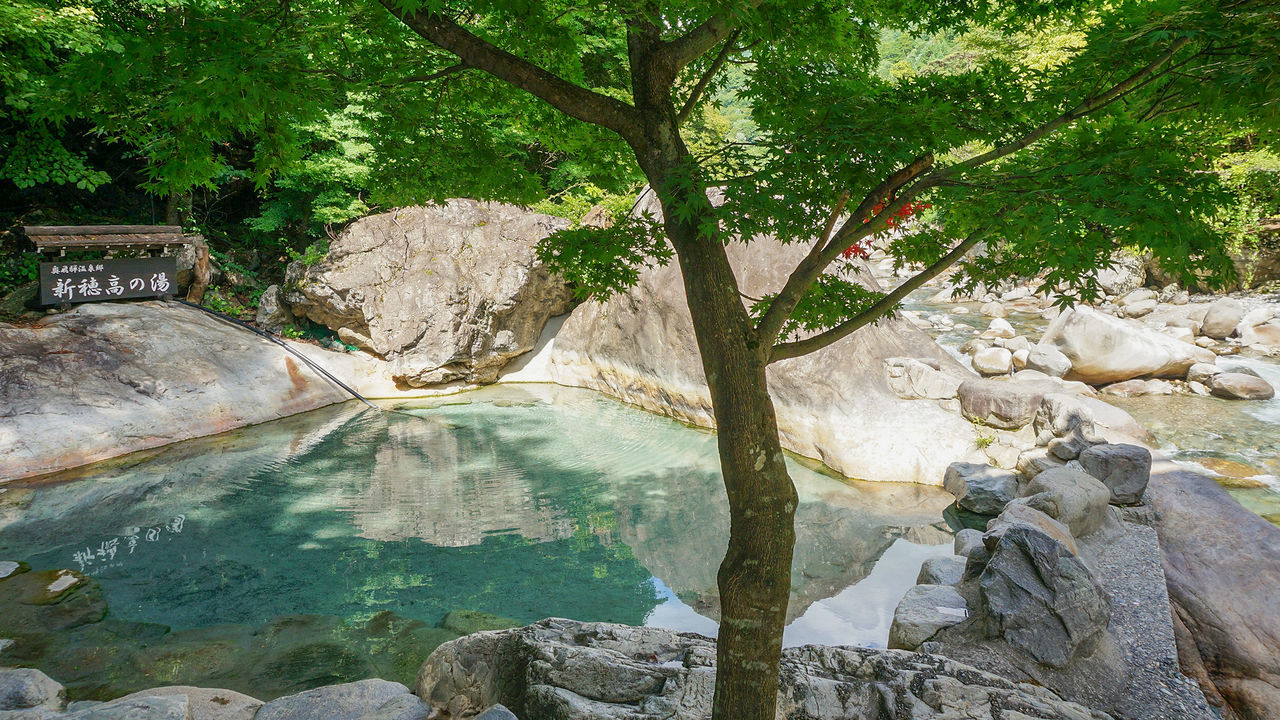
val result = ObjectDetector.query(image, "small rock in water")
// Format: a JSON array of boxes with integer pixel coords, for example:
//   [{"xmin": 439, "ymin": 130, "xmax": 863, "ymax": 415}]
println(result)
[
  {"xmin": 0, "ymin": 667, "xmax": 65, "ymax": 712},
  {"xmin": 982, "ymin": 318, "xmax": 1016, "ymax": 339},
  {"xmin": 1207, "ymin": 372, "xmax": 1275, "ymax": 400},
  {"xmin": 1186, "ymin": 362, "xmax": 1221, "ymax": 385},
  {"xmin": 953, "ymin": 528, "xmax": 985, "ymax": 558},
  {"xmin": 1026, "ymin": 345, "xmax": 1072, "ymax": 378}
]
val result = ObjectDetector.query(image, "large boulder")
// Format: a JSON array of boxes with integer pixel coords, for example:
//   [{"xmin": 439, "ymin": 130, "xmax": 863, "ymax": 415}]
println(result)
[
  {"xmin": 1146, "ymin": 460, "xmax": 1280, "ymax": 720},
  {"xmin": 286, "ymin": 201, "xmax": 576, "ymax": 386},
  {"xmin": 977, "ymin": 525, "xmax": 1112, "ymax": 669},
  {"xmin": 416, "ymin": 618, "xmax": 1112, "ymax": 720},
  {"xmin": 0, "ymin": 302, "xmax": 351, "ymax": 480},
  {"xmin": 114, "ymin": 687, "xmax": 263, "ymax": 720},
  {"xmin": 1040, "ymin": 307, "xmax": 1215, "ymax": 385},
  {"xmin": 542, "ymin": 191, "xmax": 979, "ymax": 484},
  {"xmin": 957, "ymin": 378, "xmax": 1048, "ymax": 430}
]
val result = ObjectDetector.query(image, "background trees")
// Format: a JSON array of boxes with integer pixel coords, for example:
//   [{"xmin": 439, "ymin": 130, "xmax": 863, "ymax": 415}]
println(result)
[{"xmin": 2, "ymin": 1, "xmax": 1278, "ymax": 718}]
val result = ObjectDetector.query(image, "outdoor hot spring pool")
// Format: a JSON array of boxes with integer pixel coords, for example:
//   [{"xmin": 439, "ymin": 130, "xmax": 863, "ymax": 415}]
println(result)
[{"xmin": 0, "ymin": 384, "xmax": 954, "ymax": 700}]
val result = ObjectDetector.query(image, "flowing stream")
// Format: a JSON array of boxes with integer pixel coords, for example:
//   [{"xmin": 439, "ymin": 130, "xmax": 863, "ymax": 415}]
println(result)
[{"xmin": 904, "ymin": 286, "xmax": 1280, "ymax": 525}]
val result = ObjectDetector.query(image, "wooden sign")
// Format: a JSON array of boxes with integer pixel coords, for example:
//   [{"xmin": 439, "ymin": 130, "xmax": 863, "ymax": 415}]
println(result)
[{"xmin": 39, "ymin": 257, "xmax": 178, "ymax": 306}]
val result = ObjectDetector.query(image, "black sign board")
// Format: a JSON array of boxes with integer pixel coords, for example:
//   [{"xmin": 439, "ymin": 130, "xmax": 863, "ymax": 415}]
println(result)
[{"xmin": 40, "ymin": 257, "xmax": 178, "ymax": 306}]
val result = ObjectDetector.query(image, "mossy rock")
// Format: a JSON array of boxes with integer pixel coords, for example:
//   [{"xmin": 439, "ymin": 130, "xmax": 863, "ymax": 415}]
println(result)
[
  {"xmin": 0, "ymin": 569, "xmax": 107, "ymax": 633},
  {"xmin": 438, "ymin": 609, "xmax": 522, "ymax": 635},
  {"xmin": 0, "ymin": 559, "xmax": 31, "ymax": 580}
]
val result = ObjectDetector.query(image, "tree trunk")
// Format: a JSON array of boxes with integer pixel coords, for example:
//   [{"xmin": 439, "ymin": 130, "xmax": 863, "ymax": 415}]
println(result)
[{"xmin": 641, "ymin": 153, "xmax": 798, "ymax": 720}]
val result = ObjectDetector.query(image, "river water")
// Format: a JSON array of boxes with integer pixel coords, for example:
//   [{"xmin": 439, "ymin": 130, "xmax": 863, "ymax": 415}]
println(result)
[
  {"xmin": 903, "ymin": 287, "xmax": 1280, "ymax": 525},
  {"xmin": 0, "ymin": 384, "xmax": 954, "ymax": 699}
]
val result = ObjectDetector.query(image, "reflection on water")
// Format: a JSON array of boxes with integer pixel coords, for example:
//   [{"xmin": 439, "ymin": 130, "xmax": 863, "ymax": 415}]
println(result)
[{"xmin": 0, "ymin": 384, "xmax": 952, "ymax": 650}]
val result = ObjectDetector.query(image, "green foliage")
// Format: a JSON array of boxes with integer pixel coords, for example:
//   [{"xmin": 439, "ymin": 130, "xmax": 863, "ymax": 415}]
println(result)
[
  {"xmin": 202, "ymin": 288, "xmax": 249, "ymax": 317},
  {"xmin": 531, "ymin": 184, "xmax": 637, "ymax": 226},
  {"xmin": 536, "ymin": 211, "xmax": 672, "ymax": 299},
  {"xmin": 751, "ymin": 271, "xmax": 890, "ymax": 341},
  {"xmin": 287, "ymin": 240, "xmax": 331, "ymax": 268}
]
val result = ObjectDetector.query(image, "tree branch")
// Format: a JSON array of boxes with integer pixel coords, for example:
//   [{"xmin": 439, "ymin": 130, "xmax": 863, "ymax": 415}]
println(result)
[
  {"xmin": 663, "ymin": 3, "xmax": 760, "ymax": 71},
  {"xmin": 676, "ymin": 29, "xmax": 740, "ymax": 125},
  {"xmin": 932, "ymin": 37, "xmax": 1193, "ymax": 182},
  {"xmin": 769, "ymin": 216, "xmax": 1004, "ymax": 363},
  {"xmin": 379, "ymin": 0, "xmax": 640, "ymax": 140},
  {"xmin": 753, "ymin": 154, "xmax": 934, "ymax": 349}
]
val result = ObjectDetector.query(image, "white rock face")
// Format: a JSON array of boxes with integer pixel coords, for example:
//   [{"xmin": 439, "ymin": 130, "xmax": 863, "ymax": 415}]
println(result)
[
  {"xmin": 0, "ymin": 302, "xmax": 351, "ymax": 481},
  {"xmin": 1041, "ymin": 307, "xmax": 1215, "ymax": 385},
  {"xmin": 973, "ymin": 346, "xmax": 1014, "ymax": 376},
  {"xmin": 285, "ymin": 201, "xmax": 576, "ymax": 386},
  {"xmin": 542, "ymin": 194, "xmax": 980, "ymax": 485}
]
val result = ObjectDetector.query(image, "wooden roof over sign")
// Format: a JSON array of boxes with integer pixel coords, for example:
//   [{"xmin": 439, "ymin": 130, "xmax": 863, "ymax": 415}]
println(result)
[{"xmin": 24, "ymin": 225, "xmax": 187, "ymax": 252}]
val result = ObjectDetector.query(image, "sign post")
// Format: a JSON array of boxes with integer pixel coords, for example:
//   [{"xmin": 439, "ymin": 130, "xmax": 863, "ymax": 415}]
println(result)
[{"xmin": 39, "ymin": 257, "xmax": 178, "ymax": 306}]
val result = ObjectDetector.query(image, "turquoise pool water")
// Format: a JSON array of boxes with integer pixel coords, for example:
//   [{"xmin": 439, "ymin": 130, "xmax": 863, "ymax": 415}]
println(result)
[{"xmin": 0, "ymin": 384, "xmax": 953, "ymax": 698}]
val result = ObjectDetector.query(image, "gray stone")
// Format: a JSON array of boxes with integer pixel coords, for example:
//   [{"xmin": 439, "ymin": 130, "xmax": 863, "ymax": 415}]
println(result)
[
  {"xmin": 1040, "ymin": 307, "xmax": 1215, "ymax": 385},
  {"xmin": 953, "ymin": 529, "xmax": 985, "ymax": 558},
  {"xmin": 1117, "ymin": 288, "xmax": 1156, "ymax": 306},
  {"xmin": 1185, "ymin": 362, "xmax": 1220, "ymax": 384},
  {"xmin": 1200, "ymin": 298, "xmax": 1244, "ymax": 339},
  {"xmin": 1121, "ymin": 298, "xmax": 1157, "ymax": 318},
  {"xmin": 1078, "ymin": 444, "xmax": 1152, "ymax": 506},
  {"xmin": 254, "ymin": 285, "xmax": 296, "ymax": 334},
  {"xmin": 1020, "ymin": 467, "xmax": 1112, "ymax": 537},
  {"xmin": 1017, "ymin": 446, "xmax": 1067, "ymax": 479},
  {"xmin": 357, "ymin": 694, "xmax": 433, "ymax": 720},
  {"xmin": 978, "ymin": 525, "xmax": 1112, "ymax": 669},
  {"xmin": 472, "ymin": 706, "xmax": 518, "ymax": 720},
  {"xmin": 888, "ymin": 584, "xmax": 969, "ymax": 650},
  {"xmin": 116, "ymin": 687, "xmax": 262, "ymax": 720},
  {"xmin": 985, "ymin": 502, "xmax": 1079, "ymax": 557},
  {"xmin": 0, "ymin": 563, "xmax": 23, "ymax": 581},
  {"xmin": 1027, "ymin": 345, "xmax": 1072, "ymax": 377},
  {"xmin": 255, "ymin": 679, "xmax": 410, "ymax": 720},
  {"xmin": 1098, "ymin": 379, "xmax": 1154, "ymax": 397},
  {"xmin": 286, "ymin": 201, "xmax": 576, "ymax": 386},
  {"xmin": 957, "ymin": 378, "xmax": 1046, "ymax": 430},
  {"xmin": 416, "ymin": 618, "xmax": 1109, "ymax": 720},
  {"xmin": 1240, "ymin": 320, "xmax": 1280, "ymax": 348},
  {"xmin": 64, "ymin": 696, "xmax": 189, "ymax": 720},
  {"xmin": 943, "ymin": 462, "xmax": 1019, "ymax": 515},
  {"xmin": 1207, "ymin": 372, "xmax": 1275, "ymax": 400},
  {"xmin": 1093, "ymin": 253, "xmax": 1146, "ymax": 296},
  {"xmin": 973, "ymin": 346, "xmax": 1014, "ymax": 375},
  {"xmin": 0, "ymin": 669, "xmax": 64, "ymax": 712},
  {"xmin": 916, "ymin": 555, "xmax": 966, "ymax": 586}
]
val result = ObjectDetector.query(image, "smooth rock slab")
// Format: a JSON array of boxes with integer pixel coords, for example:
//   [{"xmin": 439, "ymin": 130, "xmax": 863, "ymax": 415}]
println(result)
[
  {"xmin": 0, "ymin": 669, "xmax": 64, "ymax": 711},
  {"xmin": 944, "ymin": 462, "xmax": 1020, "ymax": 515},
  {"xmin": 63, "ymin": 696, "xmax": 189, "ymax": 720},
  {"xmin": 356, "ymin": 694, "xmax": 433, "ymax": 720},
  {"xmin": 888, "ymin": 584, "xmax": 969, "ymax": 650},
  {"xmin": 255, "ymin": 679, "xmax": 410, "ymax": 720},
  {"xmin": 1078, "ymin": 444, "xmax": 1152, "ymax": 505},
  {"xmin": 116, "ymin": 687, "xmax": 262, "ymax": 720},
  {"xmin": 417, "ymin": 618, "xmax": 1112, "ymax": 720}
]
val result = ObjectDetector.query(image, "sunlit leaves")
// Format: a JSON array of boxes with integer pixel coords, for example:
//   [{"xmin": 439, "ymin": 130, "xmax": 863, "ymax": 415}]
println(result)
[
  {"xmin": 751, "ymin": 269, "xmax": 888, "ymax": 340},
  {"xmin": 536, "ymin": 212, "xmax": 672, "ymax": 299}
]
